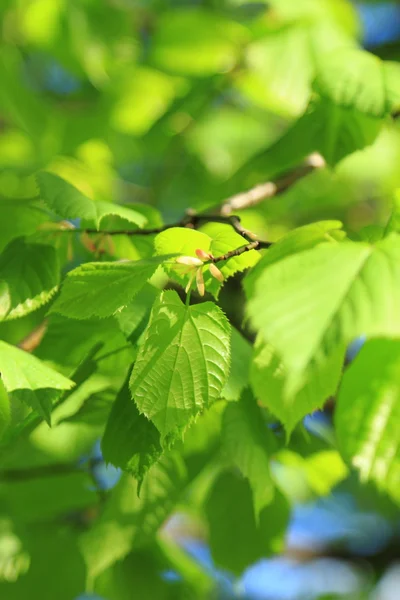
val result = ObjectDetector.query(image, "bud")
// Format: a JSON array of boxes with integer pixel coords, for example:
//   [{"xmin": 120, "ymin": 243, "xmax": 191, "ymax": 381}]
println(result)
[
  {"xmin": 176, "ymin": 255, "xmax": 203, "ymax": 266},
  {"xmin": 196, "ymin": 269, "xmax": 205, "ymax": 296},
  {"xmin": 209, "ymin": 263, "xmax": 224, "ymax": 282},
  {"xmin": 195, "ymin": 248, "xmax": 213, "ymax": 261}
]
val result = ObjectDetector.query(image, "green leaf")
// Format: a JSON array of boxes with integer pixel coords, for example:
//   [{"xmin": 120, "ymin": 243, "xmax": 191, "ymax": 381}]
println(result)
[
  {"xmin": 244, "ymin": 220, "xmax": 344, "ymax": 298},
  {"xmin": 200, "ymin": 223, "xmax": 260, "ymax": 296},
  {"xmin": 250, "ymin": 337, "xmax": 344, "ymax": 436},
  {"xmin": 115, "ymin": 284, "xmax": 158, "ymax": 341},
  {"xmin": 0, "ymin": 198, "xmax": 47, "ymax": 254},
  {"xmin": 102, "ymin": 373, "xmax": 162, "ymax": 486},
  {"xmin": 221, "ymin": 328, "xmax": 252, "ymax": 401},
  {"xmin": 0, "ymin": 240, "xmax": 59, "ymax": 321},
  {"xmin": 314, "ymin": 49, "xmax": 400, "ymax": 117},
  {"xmin": 50, "ymin": 256, "xmax": 173, "ymax": 320},
  {"xmin": 80, "ymin": 453, "xmax": 187, "ymax": 582},
  {"xmin": 205, "ymin": 471, "xmax": 289, "ymax": 575},
  {"xmin": 222, "ymin": 390, "xmax": 275, "ymax": 515},
  {"xmin": 95, "ymin": 549, "xmax": 184, "ymax": 600},
  {"xmin": 155, "ymin": 226, "xmax": 259, "ymax": 297},
  {"xmin": 384, "ymin": 189, "xmax": 400, "ymax": 236},
  {"xmin": 0, "ymin": 526, "xmax": 86, "ymax": 600},
  {"xmin": 336, "ymin": 339, "xmax": 400, "ymax": 504},
  {"xmin": 0, "ymin": 377, "xmax": 10, "ymax": 438},
  {"xmin": 150, "ymin": 9, "xmax": 247, "ymax": 76},
  {"xmin": 247, "ymin": 234, "xmax": 400, "ymax": 400},
  {"xmin": 1, "ymin": 472, "xmax": 97, "ymax": 522},
  {"xmin": 130, "ymin": 291, "xmax": 231, "ymax": 441},
  {"xmin": 0, "ymin": 341, "xmax": 74, "ymax": 422},
  {"xmin": 37, "ymin": 171, "xmax": 147, "ymax": 229},
  {"xmin": 255, "ymin": 97, "xmax": 381, "ymax": 172}
]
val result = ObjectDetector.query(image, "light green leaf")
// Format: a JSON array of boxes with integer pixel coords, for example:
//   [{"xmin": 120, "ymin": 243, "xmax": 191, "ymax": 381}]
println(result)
[
  {"xmin": 200, "ymin": 223, "xmax": 260, "ymax": 296},
  {"xmin": 244, "ymin": 220, "xmax": 344, "ymax": 298},
  {"xmin": 0, "ymin": 341, "xmax": 74, "ymax": 422},
  {"xmin": 0, "ymin": 240, "xmax": 59, "ymax": 321},
  {"xmin": 37, "ymin": 171, "xmax": 147, "ymax": 229},
  {"xmin": 102, "ymin": 373, "xmax": 162, "ymax": 486},
  {"xmin": 314, "ymin": 49, "xmax": 400, "ymax": 117},
  {"xmin": 222, "ymin": 390, "xmax": 275, "ymax": 515},
  {"xmin": 80, "ymin": 453, "xmax": 187, "ymax": 582},
  {"xmin": 251, "ymin": 337, "xmax": 344, "ymax": 436},
  {"xmin": 155, "ymin": 226, "xmax": 259, "ymax": 297},
  {"xmin": 150, "ymin": 9, "xmax": 247, "ymax": 76},
  {"xmin": 222, "ymin": 328, "xmax": 252, "ymax": 401},
  {"xmin": 130, "ymin": 290, "xmax": 231, "ymax": 441},
  {"xmin": 336, "ymin": 339, "xmax": 400, "ymax": 504},
  {"xmin": 50, "ymin": 256, "xmax": 173, "ymax": 320},
  {"xmin": 384, "ymin": 189, "xmax": 400, "ymax": 236},
  {"xmin": 247, "ymin": 234, "xmax": 400, "ymax": 400}
]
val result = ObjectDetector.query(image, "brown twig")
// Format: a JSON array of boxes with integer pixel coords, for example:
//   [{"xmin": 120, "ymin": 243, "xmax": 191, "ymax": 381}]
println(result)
[{"xmin": 219, "ymin": 153, "xmax": 325, "ymax": 216}]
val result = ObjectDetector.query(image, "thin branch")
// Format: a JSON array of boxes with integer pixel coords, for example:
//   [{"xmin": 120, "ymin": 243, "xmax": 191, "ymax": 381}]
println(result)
[
  {"xmin": 211, "ymin": 239, "xmax": 271, "ymax": 264},
  {"xmin": 220, "ymin": 153, "xmax": 325, "ymax": 216},
  {"xmin": 52, "ymin": 156, "xmax": 322, "ymax": 245}
]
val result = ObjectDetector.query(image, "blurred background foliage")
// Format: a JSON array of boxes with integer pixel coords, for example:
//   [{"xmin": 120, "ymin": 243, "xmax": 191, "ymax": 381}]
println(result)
[{"xmin": 1, "ymin": 1, "xmax": 400, "ymax": 599}]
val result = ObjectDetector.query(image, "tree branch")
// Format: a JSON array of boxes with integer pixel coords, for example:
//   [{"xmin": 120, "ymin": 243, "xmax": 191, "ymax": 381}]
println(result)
[
  {"xmin": 53, "ymin": 155, "xmax": 322, "ymax": 246},
  {"xmin": 219, "ymin": 152, "xmax": 325, "ymax": 216}
]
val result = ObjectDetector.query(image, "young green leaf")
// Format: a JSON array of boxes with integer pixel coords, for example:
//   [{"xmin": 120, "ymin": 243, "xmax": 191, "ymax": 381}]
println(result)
[
  {"xmin": 0, "ymin": 341, "xmax": 75, "ymax": 423},
  {"xmin": 336, "ymin": 339, "xmax": 400, "ymax": 504},
  {"xmin": 247, "ymin": 234, "xmax": 400, "ymax": 399},
  {"xmin": 222, "ymin": 390, "xmax": 275, "ymax": 515},
  {"xmin": 0, "ymin": 240, "xmax": 59, "ymax": 321},
  {"xmin": 37, "ymin": 171, "xmax": 147, "ymax": 229},
  {"xmin": 102, "ymin": 373, "xmax": 162, "ymax": 486},
  {"xmin": 50, "ymin": 256, "xmax": 173, "ymax": 319},
  {"xmin": 130, "ymin": 290, "xmax": 231, "ymax": 441},
  {"xmin": 155, "ymin": 225, "xmax": 259, "ymax": 297}
]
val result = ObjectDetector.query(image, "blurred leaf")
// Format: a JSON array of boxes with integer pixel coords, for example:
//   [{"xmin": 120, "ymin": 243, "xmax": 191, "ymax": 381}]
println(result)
[
  {"xmin": 336, "ymin": 339, "xmax": 400, "ymax": 504},
  {"xmin": 0, "ymin": 198, "xmax": 47, "ymax": 255},
  {"xmin": 222, "ymin": 327, "xmax": 252, "ymax": 401},
  {"xmin": 102, "ymin": 373, "xmax": 162, "ymax": 486},
  {"xmin": 0, "ymin": 379, "xmax": 10, "ymax": 439},
  {"xmin": 130, "ymin": 291, "xmax": 231, "ymax": 441},
  {"xmin": 0, "ymin": 341, "xmax": 74, "ymax": 423},
  {"xmin": 80, "ymin": 453, "xmax": 187, "ymax": 582},
  {"xmin": 205, "ymin": 470, "xmax": 288, "ymax": 574},
  {"xmin": 0, "ymin": 240, "xmax": 59, "ymax": 321},
  {"xmin": 222, "ymin": 390, "xmax": 275, "ymax": 515},
  {"xmin": 111, "ymin": 67, "xmax": 188, "ymax": 135},
  {"xmin": 314, "ymin": 49, "xmax": 400, "ymax": 117},
  {"xmin": 150, "ymin": 9, "xmax": 247, "ymax": 76},
  {"xmin": 0, "ymin": 472, "xmax": 97, "ymax": 522},
  {"xmin": 0, "ymin": 526, "xmax": 86, "ymax": 600}
]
